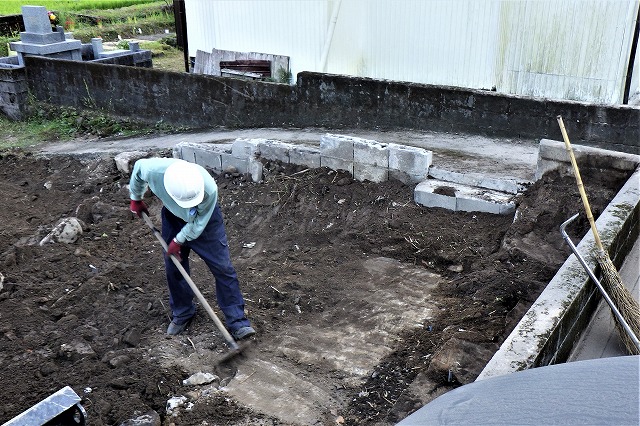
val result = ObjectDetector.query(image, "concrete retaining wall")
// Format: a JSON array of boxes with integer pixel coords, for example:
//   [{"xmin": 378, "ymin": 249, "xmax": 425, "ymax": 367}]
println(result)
[
  {"xmin": 18, "ymin": 56, "xmax": 640, "ymax": 154},
  {"xmin": 478, "ymin": 144, "xmax": 640, "ymax": 380}
]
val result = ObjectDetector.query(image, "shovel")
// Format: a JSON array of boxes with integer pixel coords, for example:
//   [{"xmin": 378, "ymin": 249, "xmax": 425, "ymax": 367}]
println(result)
[
  {"xmin": 141, "ymin": 212, "xmax": 249, "ymax": 362},
  {"xmin": 560, "ymin": 213, "xmax": 640, "ymax": 352}
]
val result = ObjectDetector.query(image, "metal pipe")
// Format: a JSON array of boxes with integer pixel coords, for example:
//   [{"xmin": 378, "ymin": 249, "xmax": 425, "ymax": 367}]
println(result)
[
  {"xmin": 623, "ymin": 0, "xmax": 640, "ymax": 104},
  {"xmin": 320, "ymin": 0, "xmax": 342, "ymax": 72},
  {"xmin": 560, "ymin": 214, "xmax": 640, "ymax": 352}
]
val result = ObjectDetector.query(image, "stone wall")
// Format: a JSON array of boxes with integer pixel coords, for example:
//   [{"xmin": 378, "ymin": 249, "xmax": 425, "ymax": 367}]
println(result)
[{"xmin": 19, "ymin": 56, "xmax": 640, "ymax": 154}]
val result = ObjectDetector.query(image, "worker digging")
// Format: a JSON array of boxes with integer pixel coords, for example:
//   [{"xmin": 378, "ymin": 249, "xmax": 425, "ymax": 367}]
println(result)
[{"xmin": 129, "ymin": 158, "xmax": 256, "ymax": 341}]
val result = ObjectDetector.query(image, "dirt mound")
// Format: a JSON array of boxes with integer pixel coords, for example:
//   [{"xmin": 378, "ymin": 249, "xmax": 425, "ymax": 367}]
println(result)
[{"xmin": 0, "ymin": 150, "xmax": 625, "ymax": 425}]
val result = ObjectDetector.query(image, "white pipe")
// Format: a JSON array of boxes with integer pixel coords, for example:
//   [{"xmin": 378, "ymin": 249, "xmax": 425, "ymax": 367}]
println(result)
[{"xmin": 320, "ymin": 0, "xmax": 342, "ymax": 72}]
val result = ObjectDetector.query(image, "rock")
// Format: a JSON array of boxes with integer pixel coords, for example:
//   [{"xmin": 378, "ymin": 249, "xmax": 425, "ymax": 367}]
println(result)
[
  {"xmin": 92, "ymin": 201, "xmax": 129, "ymax": 223},
  {"xmin": 427, "ymin": 337, "xmax": 494, "ymax": 384},
  {"xmin": 115, "ymin": 151, "xmax": 149, "ymax": 175},
  {"xmin": 109, "ymin": 354, "xmax": 132, "ymax": 368},
  {"xmin": 39, "ymin": 217, "xmax": 86, "ymax": 245},
  {"xmin": 39, "ymin": 362, "xmax": 57, "ymax": 376},
  {"xmin": 119, "ymin": 410, "xmax": 161, "ymax": 426},
  {"xmin": 447, "ymin": 264, "xmax": 464, "ymax": 273},
  {"xmin": 59, "ymin": 341, "xmax": 96, "ymax": 361},
  {"xmin": 166, "ymin": 396, "xmax": 187, "ymax": 415},
  {"xmin": 182, "ymin": 372, "xmax": 219, "ymax": 386},
  {"xmin": 123, "ymin": 328, "xmax": 141, "ymax": 347},
  {"xmin": 74, "ymin": 247, "xmax": 91, "ymax": 257},
  {"xmin": 74, "ymin": 202, "xmax": 93, "ymax": 224}
]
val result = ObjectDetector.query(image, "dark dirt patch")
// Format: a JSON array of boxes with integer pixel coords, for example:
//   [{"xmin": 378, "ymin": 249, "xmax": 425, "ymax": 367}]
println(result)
[{"xmin": 0, "ymin": 150, "xmax": 627, "ymax": 425}]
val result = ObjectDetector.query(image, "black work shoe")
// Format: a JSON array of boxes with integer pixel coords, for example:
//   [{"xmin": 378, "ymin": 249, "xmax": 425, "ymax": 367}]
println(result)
[
  {"xmin": 167, "ymin": 318, "xmax": 192, "ymax": 335},
  {"xmin": 231, "ymin": 326, "xmax": 256, "ymax": 340}
]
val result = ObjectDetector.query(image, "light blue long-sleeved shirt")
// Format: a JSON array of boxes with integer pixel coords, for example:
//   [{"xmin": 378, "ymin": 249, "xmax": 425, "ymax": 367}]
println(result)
[{"xmin": 129, "ymin": 158, "xmax": 218, "ymax": 243}]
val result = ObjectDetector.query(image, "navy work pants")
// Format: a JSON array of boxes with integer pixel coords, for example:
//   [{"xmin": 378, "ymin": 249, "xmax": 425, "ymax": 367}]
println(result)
[{"xmin": 161, "ymin": 205, "xmax": 249, "ymax": 332}]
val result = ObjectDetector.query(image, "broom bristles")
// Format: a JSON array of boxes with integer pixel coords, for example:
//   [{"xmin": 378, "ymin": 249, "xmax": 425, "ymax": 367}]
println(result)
[{"xmin": 596, "ymin": 250, "xmax": 640, "ymax": 355}]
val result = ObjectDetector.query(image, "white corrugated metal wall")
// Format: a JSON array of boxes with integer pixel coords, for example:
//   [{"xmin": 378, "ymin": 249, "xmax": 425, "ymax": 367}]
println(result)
[{"xmin": 184, "ymin": 0, "xmax": 640, "ymax": 105}]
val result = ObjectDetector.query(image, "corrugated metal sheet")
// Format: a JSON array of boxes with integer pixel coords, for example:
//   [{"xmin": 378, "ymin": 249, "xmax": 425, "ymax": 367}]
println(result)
[
  {"xmin": 184, "ymin": 0, "xmax": 639, "ymax": 104},
  {"xmin": 495, "ymin": 0, "xmax": 638, "ymax": 104}
]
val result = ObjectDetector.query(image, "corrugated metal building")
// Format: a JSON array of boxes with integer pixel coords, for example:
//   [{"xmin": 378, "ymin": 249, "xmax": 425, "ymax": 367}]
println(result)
[{"xmin": 184, "ymin": 0, "xmax": 640, "ymax": 105}]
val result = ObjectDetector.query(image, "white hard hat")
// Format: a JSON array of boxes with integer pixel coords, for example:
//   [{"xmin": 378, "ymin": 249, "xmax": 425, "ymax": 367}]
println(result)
[{"xmin": 164, "ymin": 161, "xmax": 205, "ymax": 208}]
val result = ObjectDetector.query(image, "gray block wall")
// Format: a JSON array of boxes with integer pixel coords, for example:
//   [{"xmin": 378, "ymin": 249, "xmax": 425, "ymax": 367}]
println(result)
[
  {"xmin": 0, "ymin": 65, "xmax": 29, "ymax": 120},
  {"xmin": 19, "ymin": 56, "xmax": 640, "ymax": 154}
]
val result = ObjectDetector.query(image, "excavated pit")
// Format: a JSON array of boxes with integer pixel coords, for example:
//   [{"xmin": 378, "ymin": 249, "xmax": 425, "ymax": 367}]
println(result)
[{"xmin": 0, "ymin": 140, "xmax": 628, "ymax": 425}]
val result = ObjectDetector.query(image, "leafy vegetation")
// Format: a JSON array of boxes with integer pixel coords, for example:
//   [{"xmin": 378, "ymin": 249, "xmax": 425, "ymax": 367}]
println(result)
[
  {"xmin": 0, "ymin": 0, "xmax": 187, "ymax": 148},
  {"xmin": 0, "ymin": 0, "xmax": 159, "ymax": 16},
  {"xmin": 0, "ymin": 1, "xmax": 173, "ymax": 55},
  {"xmin": 0, "ymin": 103, "xmax": 188, "ymax": 150}
]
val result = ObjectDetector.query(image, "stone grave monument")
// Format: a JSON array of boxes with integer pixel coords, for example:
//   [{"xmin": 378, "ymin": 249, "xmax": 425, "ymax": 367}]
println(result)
[{"xmin": 9, "ymin": 5, "xmax": 82, "ymax": 66}]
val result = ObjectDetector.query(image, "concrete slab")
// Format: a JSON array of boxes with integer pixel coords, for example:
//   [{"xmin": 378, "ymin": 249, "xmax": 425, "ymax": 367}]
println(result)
[
  {"xmin": 226, "ymin": 257, "xmax": 443, "ymax": 423},
  {"xmin": 415, "ymin": 179, "xmax": 516, "ymax": 214}
]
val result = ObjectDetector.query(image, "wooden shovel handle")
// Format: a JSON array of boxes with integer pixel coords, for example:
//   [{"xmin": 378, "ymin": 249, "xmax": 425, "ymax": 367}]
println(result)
[
  {"xmin": 556, "ymin": 115, "xmax": 604, "ymax": 251},
  {"xmin": 141, "ymin": 212, "xmax": 239, "ymax": 349}
]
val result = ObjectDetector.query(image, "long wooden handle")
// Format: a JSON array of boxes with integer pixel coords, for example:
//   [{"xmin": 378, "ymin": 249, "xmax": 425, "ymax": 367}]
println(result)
[
  {"xmin": 141, "ymin": 212, "xmax": 239, "ymax": 349},
  {"xmin": 556, "ymin": 115, "xmax": 604, "ymax": 251}
]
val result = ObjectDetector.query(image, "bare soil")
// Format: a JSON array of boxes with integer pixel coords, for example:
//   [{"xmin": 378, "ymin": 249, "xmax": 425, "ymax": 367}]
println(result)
[{"xmin": 0, "ymin": 148, "xmax": 627, "ymax": 425}]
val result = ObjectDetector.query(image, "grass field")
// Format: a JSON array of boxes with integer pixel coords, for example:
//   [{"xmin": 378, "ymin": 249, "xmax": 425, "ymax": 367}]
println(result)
[{"xmin": 0, "ymin": 0, "xmax": 156, "ymax": 16}]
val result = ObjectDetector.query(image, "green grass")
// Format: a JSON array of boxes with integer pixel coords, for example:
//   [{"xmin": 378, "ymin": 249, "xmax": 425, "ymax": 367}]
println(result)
[
  {"xmin": 0, "ymin": 104, "xmax": 189, "ymax": 150},
  {"xmin": 0, "ymin": 0, "xmax": 158, "ymax": 16},
  {"xmin": 0, "ymin": 0, "xmax": 186, "ymax": 149},
  {"xmin": 1, "ymin": 1, "xmax": 175, "ymax": 55}
]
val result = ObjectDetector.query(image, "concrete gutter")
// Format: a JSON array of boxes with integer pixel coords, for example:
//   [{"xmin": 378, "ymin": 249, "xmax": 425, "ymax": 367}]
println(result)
[{"xmin": 478, "ymin": 141, "xmax": 640, "ymax": 380}]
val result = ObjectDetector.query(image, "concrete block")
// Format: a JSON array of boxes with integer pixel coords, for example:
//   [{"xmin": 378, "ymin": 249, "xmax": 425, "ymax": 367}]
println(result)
[
  {"xmin": 221, "ymin": 153, "xmax": 248, "ymax": 173},
  {"xmin": 389, "ymin": 169, "xmax": 426, "ymax": 185},
  {"xmin": 414, "ymin": 182, "xmax": 457, "ymax": 210},
  {"xmin": 232, "ymin": 138, "xmax": 261, "ymax": 158},
  {"xmin": 536, "ymin": 139, "xmax": 640, "ymax": 180},
  {"xmin": 388, "ymin": 143, "xmax": 432, "ymax": 178},
  {"xmin": 194, "ymin": 148, "xmax": 222, "ymax": 171},
  {"xmin": 320, "ymin": 156, "xmax": 353, "ymax": 174},
  {"xmin": 457, "ymin": 195, "xmax": 515, "ymax": 215},
  {"xmin": 415, "ymin": 179, "xmax": 516, "ymax": 215},
  {"xmin": 257, "ymin": 139, "xmax": 291, "ymax": 164},
  {"xmin": 353, "ymin": 139, "xmax": 388, "ymax": 167},
  {"xmin": 354, "ymin": 163, "xmax": 389, "ymax": 183},
  {"xmin": 248, "ymin": 157, "xmax": 264, "ymax": 182},
  {"xmin": 174, "ymin": 142, "xmax": 199, "ymax": 163},
  {"xmin": 289, "ymin": 146, "xmax": 321, "ymax": 169},
  {"xmin": 219, "ymin": 153, "xmax": 262, "ymax": 182},
  {"xmin": 428, "ymin": 167, "xmax": 524, "ymax": 194},
  {"xmin": 320, "ymin": 133, "xmax": 355, "ymax": 160},
  {"xmin": 10, "ymin": 40, "xmax": 82, "ymax": 55},
  {"xmin": 98, "ymin": 50, "xmax": 130, "ymax": 59}
]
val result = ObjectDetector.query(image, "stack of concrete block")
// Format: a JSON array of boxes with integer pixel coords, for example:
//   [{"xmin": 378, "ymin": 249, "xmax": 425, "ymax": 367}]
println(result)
[
  {"xmin": 172, "ymin": 134, "xmax": 526, "ymax": 216},
  {"xmin": 231, "ymin": 137, "xmax": 322, "ymax": 170},
  {"xmin": 320, "ymin": 133, "xmax": 432, "ymax": 184},
  {"xmin": 174, "ymin": 141, "xmax": 263, "ymax": 182}
]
